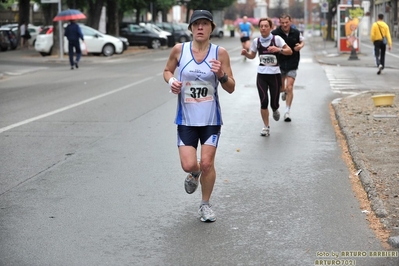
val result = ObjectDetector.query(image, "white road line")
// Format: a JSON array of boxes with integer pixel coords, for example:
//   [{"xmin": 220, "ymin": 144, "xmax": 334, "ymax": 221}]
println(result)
[{"xmin": 0, "ymin": 77, "xmax": 153, "ymax": 134}]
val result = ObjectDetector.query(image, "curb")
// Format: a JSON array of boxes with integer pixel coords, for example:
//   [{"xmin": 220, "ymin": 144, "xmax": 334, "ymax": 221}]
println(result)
[{"xmin": 331, "ymin": 94, "xmax": 399, "ymax": 248}]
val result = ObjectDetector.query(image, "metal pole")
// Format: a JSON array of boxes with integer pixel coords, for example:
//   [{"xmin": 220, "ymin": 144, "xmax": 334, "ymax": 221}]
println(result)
[
  {"xmin": 304, "ymin": 0, "xmax": 308, "ymax": 36},
  {"xmin": 58, "ymin": 0, "xmax": 63, "ymax": 59}
]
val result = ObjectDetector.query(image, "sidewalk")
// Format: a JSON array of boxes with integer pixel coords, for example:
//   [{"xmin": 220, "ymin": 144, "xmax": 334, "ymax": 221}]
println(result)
[
  {"xmin": 309, "ymin": 35, "xmax": 399, "ymax": 69},
  {"xmin": 308, "ymin": 35, "xmax": 399, "ymax": 248}
]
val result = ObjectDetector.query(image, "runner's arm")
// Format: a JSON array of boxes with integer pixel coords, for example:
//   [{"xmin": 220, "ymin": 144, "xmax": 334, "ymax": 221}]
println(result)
[{"xmin": 212, "ymin": 47, "xmax": 235, "ymax": 94}]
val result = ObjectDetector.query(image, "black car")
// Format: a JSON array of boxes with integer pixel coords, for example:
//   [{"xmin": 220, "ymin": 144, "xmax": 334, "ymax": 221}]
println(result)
[
  {"xmin": 119, "ymin": 24, "xmax": 167, "ymax": 49},
  {"xmin": 0, "ymin": 28, "xmax": 18, "ymax": 51},
  {"xmin": 117, "ymin": 36, "xmax": 129, "ymax": 51},
  {"xmin": 155, "ymin": 22, "xmax": 192, "ymax": 43}
]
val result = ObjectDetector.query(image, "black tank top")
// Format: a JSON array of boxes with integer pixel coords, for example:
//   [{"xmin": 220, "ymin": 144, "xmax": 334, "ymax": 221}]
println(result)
[{"xmin": 257, "ymin": 36, "xmax": 280, "ymax": 67}]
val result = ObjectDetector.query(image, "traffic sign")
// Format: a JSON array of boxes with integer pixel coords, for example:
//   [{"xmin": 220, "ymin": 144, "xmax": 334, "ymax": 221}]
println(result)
[
  {"xmin": 41, "ymin": 0, "xmax": 59, "ymax": 3},
  {"xmin": 321, "ymin": 2, "xmax": 328, "ymax": 13}
]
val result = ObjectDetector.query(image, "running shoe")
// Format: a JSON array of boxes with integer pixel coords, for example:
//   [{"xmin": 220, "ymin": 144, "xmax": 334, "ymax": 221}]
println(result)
[
  {"xmin": 281, "ymin": 92, "xmax": 287, "ymax": 101},
  {"xmin": 284, "ymin": 112, "xmax": 291, "ymax": 122},
  {"xmin": 377, "ymin": 64, "xmax": 382, "ymax": 75},
  {"xmin": 198, "ymin": 204, "xmax": 216, "ymax": 222},
  {"xmin": 273, "ymin": 110, "xmax": 280, "ymax": 121},
  {"xmin": 260, "ymin": 126, "xmax": 270, "ymax": 137},
  {"xmin": 184, "ymin": 172, "xmax": 201, "ymax": 194}
]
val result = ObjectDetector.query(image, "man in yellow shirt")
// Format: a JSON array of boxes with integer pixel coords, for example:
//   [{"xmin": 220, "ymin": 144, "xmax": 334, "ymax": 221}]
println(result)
[{"xmin": 370, "ymin": 14, "xmax": 392, "ymax": 75}]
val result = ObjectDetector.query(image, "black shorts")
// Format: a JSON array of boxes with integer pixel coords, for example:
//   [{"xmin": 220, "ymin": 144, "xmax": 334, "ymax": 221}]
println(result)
[
  {"xmin": 240, "ymin": 37, "xmax": 250, "ymax": 43},
  {"xmin": 177, "ymin": 125, "xmax": 221, "ymax": 149}
]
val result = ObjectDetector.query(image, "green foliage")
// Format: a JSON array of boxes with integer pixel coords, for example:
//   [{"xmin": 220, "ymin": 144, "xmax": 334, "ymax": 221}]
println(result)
[{"xmin": 187, "ymin": 0, "xmax": 235, "ymax": 11}]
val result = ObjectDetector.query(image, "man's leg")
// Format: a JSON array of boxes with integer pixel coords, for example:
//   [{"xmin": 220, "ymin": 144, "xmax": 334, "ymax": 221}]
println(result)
[
  {"xmin": 75, "ymin": 42, "xmax": 82, "ymax": 66},
  {"xmin": 283, "ymin": 77, "xmax": 295, "ymax": 122},
  {"xmin": 375, "ymin": 43, "xmax": 383, "ymax": 75},
  {"xmin": 380, "ymin": 44, "xmax": 386, "ymax": 69},
  {"xmin": 68, "ymin": 42, "xmax": 74, "ymax": 69}
]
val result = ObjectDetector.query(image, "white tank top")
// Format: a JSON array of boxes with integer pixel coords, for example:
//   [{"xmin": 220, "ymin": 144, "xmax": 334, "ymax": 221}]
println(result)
[{"xmin": 175, "ymin": 42, "xmax": 223, "ymax": 126}]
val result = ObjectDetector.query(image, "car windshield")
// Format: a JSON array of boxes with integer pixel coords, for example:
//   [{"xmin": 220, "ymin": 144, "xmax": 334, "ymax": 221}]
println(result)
[
  {"xmin": 142, "ymin": 24, "xmax": 163, "ymax": 34},
  {"xmin": 128, "ymin": 24, "xmax": 146, "ymax": 33},
  {"xmin": 79, "ymin": 25, "xmax": 103, "ymax": 36},
  {"xmin": 172, "ymin": 24, "xmax": 183, "ymax": 31}
]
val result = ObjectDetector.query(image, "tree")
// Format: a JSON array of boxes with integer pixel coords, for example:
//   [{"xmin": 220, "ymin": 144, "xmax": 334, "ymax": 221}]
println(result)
[
  {"xmin": 289, "ymin": 1, "xmax": 304, "ymax": 19},
  {"xmin": 18, "ymin": 0, "xmax": 30, "ymax": 25},
  {"xmin": 325, "ymin": 0, "xmax": 338, "ymax": 41}
]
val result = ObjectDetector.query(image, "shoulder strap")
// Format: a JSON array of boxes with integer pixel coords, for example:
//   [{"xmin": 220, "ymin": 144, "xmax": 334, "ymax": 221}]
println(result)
[{"xmin": 376, "ymin": 22, "xmax": 385, "ymax": 37}]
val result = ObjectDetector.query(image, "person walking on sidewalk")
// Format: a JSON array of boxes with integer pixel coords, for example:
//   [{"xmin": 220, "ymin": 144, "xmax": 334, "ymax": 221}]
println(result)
[
  {"xmin": 237, "ymin": 16, "xmax": 255, "ymax": 61},
  {"xmin": 19, "ymin": 20, "xmax": 30, "ymax": 49},
  {"xmin": 370, "ymin": 14, "xmax": 392, "ymax": 75},
  {"xmin": 64, "ymin": 20, "xmax": 84, "ymax": 70},
  {"xmin": 163, "ymin": 10, "xmax": 235, "ymax": 222},
  {"xmin": 272, "ymin": 14, "xmax": 304, "ymax": 122},
  {"xmin": 241, "ymin": 17, "xmax": 292, "ymax": 136}
]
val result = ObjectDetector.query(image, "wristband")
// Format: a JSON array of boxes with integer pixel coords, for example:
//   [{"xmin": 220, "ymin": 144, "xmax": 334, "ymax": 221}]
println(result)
[
  {"xmin": 218, "ymin": 73, "xmax": 228, "ymax": 84},
  {"xmin": 168, "ymin": 77, "xmax": 177, "ymax": 87}
]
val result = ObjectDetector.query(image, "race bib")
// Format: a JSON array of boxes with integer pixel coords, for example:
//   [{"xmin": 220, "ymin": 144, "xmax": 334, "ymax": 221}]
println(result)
[
  {"xmin": 183, "ymin": 81, "xmax": 214, "ymax": 103},
  {"xmin": 242, "ymin": 31, "xmax": 248, "ymax": 37},
  {"xmin": 259, "ymin": 54, "xmax": 278, "ymax": 66}
]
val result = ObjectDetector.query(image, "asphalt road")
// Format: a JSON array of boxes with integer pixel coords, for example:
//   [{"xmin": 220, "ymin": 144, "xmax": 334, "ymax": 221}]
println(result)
[{"xmin": 1, "ymin": 37, "xmax": 398, "ymax": 265}]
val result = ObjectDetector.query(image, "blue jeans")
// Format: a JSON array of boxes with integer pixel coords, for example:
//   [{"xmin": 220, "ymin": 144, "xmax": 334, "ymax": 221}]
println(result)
[{"xmin": 68, "ymin": 40, "xmax": 81, "ymax": 66}]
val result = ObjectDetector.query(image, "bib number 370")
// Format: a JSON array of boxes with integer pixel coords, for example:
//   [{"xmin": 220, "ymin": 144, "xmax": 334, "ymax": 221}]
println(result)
[{"xmin": 190, "ymin": 87, "xmax": 208, "ymax": 98}]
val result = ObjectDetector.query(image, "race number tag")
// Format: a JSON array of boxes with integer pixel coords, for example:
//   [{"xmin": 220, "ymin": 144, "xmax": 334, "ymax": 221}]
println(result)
[
  {"xmin": 183, "ymin": 81, "xmax": 214, "ymax": 103},
  {"xmin": 259, "ymin": 54, "xmax": 278, "ymax": 66}
]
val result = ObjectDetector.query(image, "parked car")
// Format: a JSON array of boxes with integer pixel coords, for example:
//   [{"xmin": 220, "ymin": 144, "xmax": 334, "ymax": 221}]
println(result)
[
  {"xmin": 139, "ymin": 22, "xmax": 175, "ymax": 47},
  {"xmin": 0, "ymin": 30, "xmax": 11, "ymax": 51},
  {"xmin": 117, "ymin": 36, "xmax": 129, "ymax": 50},
  {"xmin": 211, "ymin": 27, "xmax": 224, "ymax": 38},
  {"xmin": 119, "ymin": 24, "xmax": 167, "ymax": 49},
  {"xmin": 34, "ymin": 24, "xmax": 124, "ymax": 57},
  {"xmin": 155, "ymin": 22, "xmax": 192, "ymax": 43},
  {"xmin": 0, "ymin": 27, "xmax": 18, "ymax": 50},
  {"xmin": 1, "ymin": 23, "xmax": 41, "ymax": 46}
]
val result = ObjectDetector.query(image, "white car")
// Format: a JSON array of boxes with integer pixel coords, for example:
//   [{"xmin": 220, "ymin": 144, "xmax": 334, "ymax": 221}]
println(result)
[
  {"xmin": 35, "ymin": 24, "xmax": 123, "ymax": 57},
  {"xmin": 0, "ymin": 23, "xmax": 41, "ymax": 46}
]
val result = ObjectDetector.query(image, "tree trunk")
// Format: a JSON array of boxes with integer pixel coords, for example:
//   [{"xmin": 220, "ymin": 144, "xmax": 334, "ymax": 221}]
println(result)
[
  {"xmin": 107, "ymin": 0, "xmax": 118, "ymax": 36},
  {"xmin": 87, "ymin": 0, "xmax": 105, "ymax": 29}
]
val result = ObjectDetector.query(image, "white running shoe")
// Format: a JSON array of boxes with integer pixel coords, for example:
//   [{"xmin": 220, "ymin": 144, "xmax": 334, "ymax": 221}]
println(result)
[
  {"xmin": 184, "ymin": 172, "xmax": 201, "ymax": 194},
  {"xmin": 198, "ymin": 204, "xmax": 216, "ymax": 222},
  {"xmin": 284, "ymin": 112, "xmax": 291, "ymax": 122},
  {"xmin": 377, "ymin": 64, "xmax": 383, "ymax": 75},
  {"xmin": 281, "ymin": 92, "xmax": 287, "ymax": 101},
  {"xmin": 260, "ymin": 127, "xmax": 270, "ymax": 137},
  {"xmin": 272, "ymin": 110, "xmax": 280, "ymax": 121}
]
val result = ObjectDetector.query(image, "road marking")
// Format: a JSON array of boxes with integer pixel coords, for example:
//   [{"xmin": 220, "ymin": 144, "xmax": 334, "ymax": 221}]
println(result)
[
  {"xmin": 4, "ymin": 67, "xmax": 49, "ymax": 76},
  {"xmin": 0, "ymin": 77, "xmax": 153, "ymax": 134}
]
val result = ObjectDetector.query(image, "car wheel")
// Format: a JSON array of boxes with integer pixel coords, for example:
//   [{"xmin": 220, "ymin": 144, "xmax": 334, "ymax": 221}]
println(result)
[
  {"xmin": 218, "ymin": 31, "xmax": 224, "ymax": 38},
  {"xmin": 148, "ymin": 39, "xmax": 161, "ymax": 49},
  {"xmin": 102, "ymin": 43, "xmax": 115, "ymax": 56},
  {"xmin": 179, "ymin": 36, "xmax": 188, "ymax": 43}
]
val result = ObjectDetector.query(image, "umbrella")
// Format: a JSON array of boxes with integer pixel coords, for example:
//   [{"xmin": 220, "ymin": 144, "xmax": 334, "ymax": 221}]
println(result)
[{"xmin": 53, "ymin": 9, "xmax": 86, "ymax": 22}]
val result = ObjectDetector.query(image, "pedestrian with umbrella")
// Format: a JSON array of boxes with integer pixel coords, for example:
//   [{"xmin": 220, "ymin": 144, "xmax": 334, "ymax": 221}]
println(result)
[
  {"xmin": 64, "ymin": 20, "xmax": 84, "ymax": 70},
  {"xmin": 53, "ymin": 9, "xmax": 86, "ymax": 69}
]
